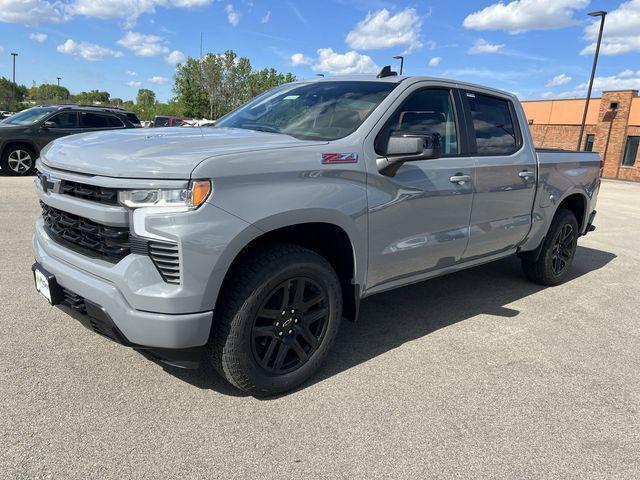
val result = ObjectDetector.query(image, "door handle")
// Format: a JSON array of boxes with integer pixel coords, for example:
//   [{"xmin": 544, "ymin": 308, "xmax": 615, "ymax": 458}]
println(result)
[
  {"xmin": 450, "ymin": 174, "xmax": 471, "ymax": 185},
  {"xmin": 519, "ymin": 170, "xmax": 533, "ymax": 179}
]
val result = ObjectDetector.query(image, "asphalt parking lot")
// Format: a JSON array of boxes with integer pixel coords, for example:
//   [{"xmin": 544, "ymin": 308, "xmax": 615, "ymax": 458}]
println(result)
[{"xmin": 1, "ymin": 176, "xmax": 639, "ymax": 479}]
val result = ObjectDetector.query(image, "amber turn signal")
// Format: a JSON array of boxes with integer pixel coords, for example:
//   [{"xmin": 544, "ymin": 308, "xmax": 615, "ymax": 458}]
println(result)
[{"xmin": 191, "ymin": 180, "xmax": 211, "ymax": 208}]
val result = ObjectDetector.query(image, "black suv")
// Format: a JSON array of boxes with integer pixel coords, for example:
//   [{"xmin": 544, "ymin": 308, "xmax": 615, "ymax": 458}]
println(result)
[{"xmin": 0, "ymin": 105, "xmax": 141, "ymax": 176}]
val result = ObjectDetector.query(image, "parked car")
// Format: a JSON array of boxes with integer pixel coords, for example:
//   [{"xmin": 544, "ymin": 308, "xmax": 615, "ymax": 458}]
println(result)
[
  {"xmin": 0, "ymin": 105, "xmax": 141, "ymax": 176},
  {"xmin": 32, "ymin": 72, "xmax": 601, "ymax": 396},
  {"xmin": 153, "ymin": 115, "xmax": 192, "ymax": 127},
  {"xmin": 0, "ymin": 111, "xmax": 15, "ymax": 120}
]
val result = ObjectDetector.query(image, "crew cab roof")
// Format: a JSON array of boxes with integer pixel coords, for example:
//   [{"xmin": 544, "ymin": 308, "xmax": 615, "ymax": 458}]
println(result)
[{"xmin": 295, "ymin": 75, "xmax": 518, "ymax": 101}]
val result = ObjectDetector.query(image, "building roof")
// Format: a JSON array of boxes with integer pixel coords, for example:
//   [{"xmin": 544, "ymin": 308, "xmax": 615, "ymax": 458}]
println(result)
[{"xmin": 522, "ymin": 90, "xmax": 640, "ymax": 126}]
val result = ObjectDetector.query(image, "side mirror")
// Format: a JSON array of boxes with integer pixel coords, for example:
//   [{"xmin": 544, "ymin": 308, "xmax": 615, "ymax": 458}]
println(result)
[
  {"xmin": 377, "ymin": 133, "xmax": 441, "ymax": 176},
  {"xmin": 42, "ymin": 121, "xmax": 57, "ymax": 129}
]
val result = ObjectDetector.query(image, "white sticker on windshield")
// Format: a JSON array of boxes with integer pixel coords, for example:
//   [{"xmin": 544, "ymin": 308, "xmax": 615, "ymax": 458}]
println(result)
[{"xmin": 283, "ymin": 95, "xmax": 299, "ymax": 100}]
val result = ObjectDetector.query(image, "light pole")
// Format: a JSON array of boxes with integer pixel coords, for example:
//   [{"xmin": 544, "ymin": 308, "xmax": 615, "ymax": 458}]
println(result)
[
  {"xmin": 10, "ymin": 52, "xmax": 18, "ymax": 84},
  {"xmin": 57, "ymin": 77, "xmax": 62, "ymax": 86},
  {"xmin": 577, "ymin": 10, "xmax": 606, "ymax": 151},
  {"xmin": 393, "ymin": 55, "xmax": 404, "ymax": 75}
]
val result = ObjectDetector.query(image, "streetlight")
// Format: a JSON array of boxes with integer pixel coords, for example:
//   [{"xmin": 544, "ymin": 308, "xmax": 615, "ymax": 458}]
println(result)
[
  {"xmin": 577, "ymin": 10, "xmax": 606, "ymax": 150},
  {"xmin": 57, "ymin": 77, "xmax": 62, "ymax": 86},
  {"xmin": 10, "ymin": 52, "xmax": 18, "ymax": 84},
  {"xmin": 393, "ymin": 55, "xmax": 404, "ymax": 75}
]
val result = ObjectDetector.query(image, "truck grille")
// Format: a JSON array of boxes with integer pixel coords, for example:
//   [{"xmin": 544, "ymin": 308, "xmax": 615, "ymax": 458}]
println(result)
[
  {"xmin": 37, "ymin": 172, "xmax": 119, "ymax": 205},
  {"xmin": 149, "ymin": 241, "xmax": 181, "ymax": 284},
  {"xmin": 41, "ymin": 201, "xmax": 130, "ymax": 262},
  {"xmin": 60, "ymin": 180, "xmax": 119, "ymax": 205}
]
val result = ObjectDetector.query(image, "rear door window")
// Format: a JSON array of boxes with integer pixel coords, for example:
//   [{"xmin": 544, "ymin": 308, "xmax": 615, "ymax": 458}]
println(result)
[
  {"xmin": 466, "ymin": 93, "xmax": 519, "ymax": 155},
  {"xmin": 80, "ymin": 112, "xmax": 123, "ymax": 129}
]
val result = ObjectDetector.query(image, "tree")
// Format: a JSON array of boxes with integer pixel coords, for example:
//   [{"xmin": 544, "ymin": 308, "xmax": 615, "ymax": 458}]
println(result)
[
  {"xmin": 31, "ymin": 83, "xmax": 70, "ymax": 102},
  {"xmin": 173, "ymin": 57, "xmax": 209, "ymax": 118},
  {"xmin": 75, "ymin": 90, "xmax": 110, "ymax": 105},
  {"xmin": 173, "ymin": 50, "xmax": 295, "ymax": 120},
  {"xmin": 0, "ymin": 77, "xmax": 28, "ymax": 111},
  {"xmin": 135, "ymin": 88, "xmax": 157, "ymax": 120}
]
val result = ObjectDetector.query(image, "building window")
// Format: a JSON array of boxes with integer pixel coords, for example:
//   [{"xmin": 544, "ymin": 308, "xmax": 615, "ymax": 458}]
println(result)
[
  {"xmin": 584, "ymin": 134, "xmax": 595, "ymax": 152},
  {"xmin": 622, "ymin": 136, "xmax": 639, "ymax": 167}
]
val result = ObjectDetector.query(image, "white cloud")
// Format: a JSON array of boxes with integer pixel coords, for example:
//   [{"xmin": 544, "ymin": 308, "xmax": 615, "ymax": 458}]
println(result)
[
  {"xmin": 165, "ymin": 49, "xmax": 186, "ymax": 65},
  {"xmin": 0, "ymin": 0, "xmax": 65, "ymax": 26},
  {"xmin": 0, "ymin": 46, "xmax": 4, "ymax": 55},
  {"xmin": 117, "ymin": 31, "xmax": 168, "ymax": 56},
  {"xmin": 463, "ymin": 0, "xmax": 588, "ymax": 34},
  {"xmin": 619, "ymin": 69, "xmax": 639, "ymax": 78},
  {"xmin": 0, "ymin": 0, "xmax": 212, "ymax": 27},
  {"xmin": 56, "ymin": 38, "xmax": 123, "ymax": 61},
  {"xmin": 261, "ymin": 10, "xmax": 271, "ymax": 23},
  {"xmin": 312, "ymin": 48, "xmax": 379, "ymax": 75},
  {"xmin": 427, "ymin": 56, "xmax": 442, "ymax": 67},
  {"xmin": 126, "ymin": 80, "xmax": 142, "ymax": 87},
  {"xmin": 546, "ymin": 70, "xmax": 640, "ymax": 98},
  {"xmin": 581, "ymin": 0, "xmax": 640, "ymax": 55},
  {"xmin": 346, "ymin": 8, "xmax": 422, "ymax": 53},
  {"xmin": 29, "ymin": 32, "xmax": 48, "ymax": 42},
  {"xmin": 225, "ymin": 4, "xmax": 240, "ymax": 26},
  {"xmin": 69, "ymin": 0, "xmax": 212, "ymax": 28},
  {"xmin": 125, "ymin": 70, "xmax": 138, "ymax": 76},
  {"xmin": 546, "ymin": 73, "xmax": 572, "ymax": 87},
  {"xmin": 468, "ymin": 38, "xmax": 505, "ymax": 54},
  {"xmin": 148, "ymin": 75, "xmax": 169, "ymax": 84},
  {"xmin": 290, "ymin": 53, "xmax": 312, "ymax": 66}
]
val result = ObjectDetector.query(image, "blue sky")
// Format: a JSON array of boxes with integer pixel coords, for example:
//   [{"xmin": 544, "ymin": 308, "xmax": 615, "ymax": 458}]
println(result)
[{"xmin": 0, "ymin": 0, "xmax": 639, "ymax": 102}]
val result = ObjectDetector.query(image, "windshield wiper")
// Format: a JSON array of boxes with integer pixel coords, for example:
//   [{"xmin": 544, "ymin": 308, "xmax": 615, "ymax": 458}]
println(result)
[{"xmin": 239, "ymin": 123, "xmax": 282, "ymax": 134}]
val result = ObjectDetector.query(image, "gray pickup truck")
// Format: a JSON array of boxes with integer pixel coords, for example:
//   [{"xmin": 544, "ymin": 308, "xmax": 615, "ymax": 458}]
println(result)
[{"xmin": 32, "ymin": 73, "xmax": 600, "ymax": 395}]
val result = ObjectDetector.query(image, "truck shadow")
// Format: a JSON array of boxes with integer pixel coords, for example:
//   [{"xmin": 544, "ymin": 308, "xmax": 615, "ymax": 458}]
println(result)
[{"xmin": 159, "ymin": 245, "xmax": 616, "ymax": 397}]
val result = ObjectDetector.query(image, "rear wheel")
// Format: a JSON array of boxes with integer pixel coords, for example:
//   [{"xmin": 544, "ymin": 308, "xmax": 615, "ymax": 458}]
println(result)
[
  {"xmin": 1, "ymin": 144, "xmax": 36, "ymax": 176},
  {"xmin": 209, "ymin": 244, "xmax": 342, "ymax": 396},
  {"xmin": 522, "ymin": 208, "xmax": 579, "ymax": 286}
]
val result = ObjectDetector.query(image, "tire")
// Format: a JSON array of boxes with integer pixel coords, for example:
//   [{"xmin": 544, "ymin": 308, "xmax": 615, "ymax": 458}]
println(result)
[
  {"xmin": 208, "ymin": 244, "xmax": 342, "ymax": 396},
  {"xmin": 1, "ymin": 144, "xmax": 36, "ymax": 176},
  {"xmin": 522, "ymin": 208, "xmax": 579, "ymax": 286}
]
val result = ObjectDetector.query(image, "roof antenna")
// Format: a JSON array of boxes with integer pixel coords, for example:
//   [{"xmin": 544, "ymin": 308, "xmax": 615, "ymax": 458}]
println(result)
[{"xmin": 377, "ymin": 65, "xmax": 398, "ymax": 78}]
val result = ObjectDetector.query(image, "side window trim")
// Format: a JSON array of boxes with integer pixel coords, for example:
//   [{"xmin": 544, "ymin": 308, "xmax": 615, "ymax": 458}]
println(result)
[
  {"xmin": 462, "ymin": 90, "xmax": 523, "ymax": 157},
  {"xmin": 374, "ymin": 86, "xmax": 462, "ymax": 158}
]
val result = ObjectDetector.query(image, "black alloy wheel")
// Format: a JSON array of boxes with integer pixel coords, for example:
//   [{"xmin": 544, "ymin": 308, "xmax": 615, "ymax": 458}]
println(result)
[
  {"xmin": 550, "ymin": 224, "xmax": 575, "ymax": 275},
  {"xmin": 521, "ymin": 208, "xmax": 579, "ymax": 286},
  {"xmin": 252, "ymin": 277, "xmax": 329, "ymax": 374},
  {"xmin": 208, "ymin": 244, "xmax": 342, "ymax": 396}
]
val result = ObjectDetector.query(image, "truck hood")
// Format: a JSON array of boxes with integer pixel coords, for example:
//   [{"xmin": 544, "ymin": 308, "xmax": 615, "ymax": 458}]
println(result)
[{"xmin": 41, "ymin": 127, "xmax": 325, "ymax": 179}]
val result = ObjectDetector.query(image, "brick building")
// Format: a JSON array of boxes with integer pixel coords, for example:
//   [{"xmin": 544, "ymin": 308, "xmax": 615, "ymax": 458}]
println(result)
[{"xmin": 522, "ymin": 90, "xmax": 640, "ymax": 181}]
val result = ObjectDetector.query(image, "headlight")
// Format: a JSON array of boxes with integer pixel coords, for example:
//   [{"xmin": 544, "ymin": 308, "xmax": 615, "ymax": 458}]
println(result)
[{"xmin": 119, "ymin": 180, "xmax": 211, "ymax": 209}]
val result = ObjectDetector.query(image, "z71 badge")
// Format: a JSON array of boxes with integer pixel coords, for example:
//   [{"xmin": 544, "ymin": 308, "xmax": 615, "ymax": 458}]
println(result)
[{"xmin": 321, "ymin": 153, "xmax": 358, "ymax": 164}]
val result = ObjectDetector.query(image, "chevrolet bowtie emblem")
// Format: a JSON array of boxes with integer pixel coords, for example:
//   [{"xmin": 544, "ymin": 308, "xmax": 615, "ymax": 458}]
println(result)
[{"xmin": 40, "ymin": 173, "xmax": 63, "ymax": 194}]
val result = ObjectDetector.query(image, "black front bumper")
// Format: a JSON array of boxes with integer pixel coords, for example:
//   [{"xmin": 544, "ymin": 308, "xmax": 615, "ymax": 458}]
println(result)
[{"xmin": 34, "ymin": 262, "xmax": 205, "ymax": 369}]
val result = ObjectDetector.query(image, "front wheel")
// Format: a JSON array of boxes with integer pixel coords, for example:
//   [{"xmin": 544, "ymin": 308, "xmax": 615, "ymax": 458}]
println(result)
[
  {"xmin": 209, "ymin": 244, "xmax": 342, "ymax": 396},
  {"xmin": 1, "ymin": 145, "xmax": 36, "ymax": 176},
  {"xmin": 522, "ymin": 208, "xmax": 579, "ymax": 286}
]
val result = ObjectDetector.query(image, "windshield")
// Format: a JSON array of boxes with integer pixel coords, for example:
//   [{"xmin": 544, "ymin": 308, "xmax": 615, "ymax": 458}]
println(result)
[
  {"xmin": 3, "ymin": 107, "xmax": 56, "ymax": 125},
  {"xmin": 216, "ymin": 81, "xmax": 397, "ymax": 141}
]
